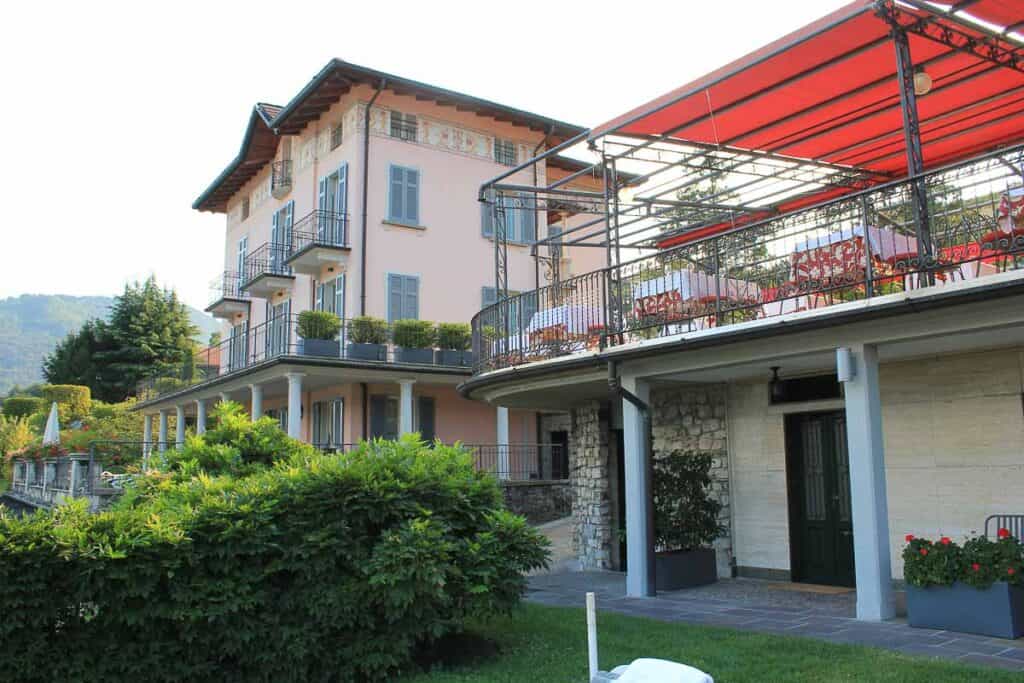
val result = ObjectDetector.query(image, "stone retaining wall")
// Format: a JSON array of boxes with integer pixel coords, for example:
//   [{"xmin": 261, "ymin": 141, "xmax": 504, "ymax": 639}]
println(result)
[{"xmin": 501, "ymin": 480, "xmax": 572, "ymax": 524}]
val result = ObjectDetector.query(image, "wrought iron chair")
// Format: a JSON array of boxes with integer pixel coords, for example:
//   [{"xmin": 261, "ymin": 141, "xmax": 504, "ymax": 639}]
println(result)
[{"xmin": 984, "ymin": 514, "xmax": 1024, "ymax": 540}]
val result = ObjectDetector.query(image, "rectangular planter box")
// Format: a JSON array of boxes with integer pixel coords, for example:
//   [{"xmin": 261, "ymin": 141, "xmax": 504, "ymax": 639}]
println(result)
[
  {"xmin": 655, "ymin": 548, "xmax": 718, "ymax": 591},
  {"xmin": 906, "ymin": 582, "xmax": 1024, "ymax": 639},
  {"xmin": 297, "ymin": 338, "xmax": 340, "ymax": 357},
  {"xmin": 396, "ymin": 347, "xmax": 434, "ymax": 365},
  {"xmin": 346, "ymin": 342, "xmax": 386, "ymax": 362},
  {"xmin": 434, "ymin": 349, "xmax": 475, "ymax": 367}
]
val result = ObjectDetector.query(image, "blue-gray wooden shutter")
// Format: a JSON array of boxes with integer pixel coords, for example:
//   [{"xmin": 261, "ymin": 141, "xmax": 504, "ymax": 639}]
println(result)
[
  {"xmin": 389, "ymin": 166, "xmax": 404, "ymax": 221},
  {"xmin": 404, "ymin": 168, "xmax": 419, "ymax": 224},
  {"xmin": 520, "ymin": 192, "xmax": 536, "ymax": 243},
  {"xmin": 334, "ymin": 274, "xmax": 345, "ymax": 319},
  {"xmin": 315, "ymin": 282, "xmax": 324, "ymax": 311},
  {"xmin": 388, "ymin": 274, "xmax": 419, "ymax": 321},
  {"xmin": 337, "ymin": 163, "xmax": 349, "ymax": 242},
  {"xmin": 481, "ymin": 199, "xmax": 493, "ymax": 237},
  {"xmin": 318, "ymin": 176, "xmax": 328, "ymax": 240},
  {"xmin": 417, "ymin": 396, "xmax": 436, "ymax": 442}
]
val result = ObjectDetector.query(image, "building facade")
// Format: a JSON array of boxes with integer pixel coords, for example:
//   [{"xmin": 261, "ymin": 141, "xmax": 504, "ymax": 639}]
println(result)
[
  {"xmin": 462, "ymin": 0, "xmax": 1024, "ymax": 622},
  {"xmin": 136, "ymin": 60, "xmax": 601, "ymax": 480}
]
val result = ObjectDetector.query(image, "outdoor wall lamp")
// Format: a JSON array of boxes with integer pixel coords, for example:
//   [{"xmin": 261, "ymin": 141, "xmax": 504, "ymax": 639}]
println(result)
[
  {"xmin": 769, "ymin": 366, "xmax": 786, "ymax": 403},
  {"xmin": 914, "ymin": 69, "xmax": 933, "ymax": 96}
]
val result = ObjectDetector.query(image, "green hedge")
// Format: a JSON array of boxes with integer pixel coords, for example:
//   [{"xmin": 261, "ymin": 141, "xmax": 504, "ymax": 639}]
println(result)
[
  {"xmin": 1, "ymin": 396, "xmax": 43, "ymax": 418},
  {"xmin": 0, "ymin": 437, "xmax": 549, "ymax": 682},
  {"xmin": 40, "ymin": 384, "xmax": 91, "ymax": 422}
]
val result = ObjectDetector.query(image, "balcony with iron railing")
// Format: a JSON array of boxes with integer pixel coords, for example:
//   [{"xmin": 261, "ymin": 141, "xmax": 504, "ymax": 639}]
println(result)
[
  {"xmin": 240, "ymin": 242, "xmax": 295, "ymax": 298},
  {"xmin": 285, "ymin": 210, "xmax": 351, "ymax": 275},
  {"xmin": 471, "ymin": 145, "xmax": 1024, "ymax": 375},
  {"xmin": 206, "ymin": 271, "xmax": 251, "ymax": 320},
  {"xmin": 136, "ymin": 315, "xmax": 477, "ymax": 403},
  {"xmin": 271, "ymin": 159, "xmax": 292, "ymax": 199}
]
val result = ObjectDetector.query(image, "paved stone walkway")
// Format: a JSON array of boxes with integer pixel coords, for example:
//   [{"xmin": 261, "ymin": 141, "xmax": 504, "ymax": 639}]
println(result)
[{"xmin": 527, "ymin": 571, "xmax": 1024, "ymax": 672}]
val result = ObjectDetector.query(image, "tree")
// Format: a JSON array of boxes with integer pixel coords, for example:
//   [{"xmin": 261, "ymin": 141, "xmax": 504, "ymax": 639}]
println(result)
[{"xmin": 41, "ymin": 277, "xmax": 198, "ymax": 402}]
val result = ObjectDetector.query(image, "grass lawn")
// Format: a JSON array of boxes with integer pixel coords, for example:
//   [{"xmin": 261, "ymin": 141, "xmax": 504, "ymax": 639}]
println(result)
[{"xmin": 404, "ymin": 603, "xmax": 1020, "ymax": 682}]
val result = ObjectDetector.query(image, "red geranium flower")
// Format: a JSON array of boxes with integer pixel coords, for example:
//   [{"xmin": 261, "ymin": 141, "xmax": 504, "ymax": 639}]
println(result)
[
  {"xmin": 998, "ymin": 528, "xmax": 1012, "ymax": 539},
  {"xmin": 972, "ymin": 563, "xmax": 981, "ymax": 572},
  {"xmin": 920, "ymin": 548, "xmax": 928, "ymax": 556},
  {"xmin": 904, "ymin": 534, "xmax": 914, "ymax": 542},
  {"xmin": 1009, "ymin": 568, "xmax": 1017, "ymax": 576},
  {"xmin": 940, "ymin": 537, "xmax": 951, "ymax": 545}
]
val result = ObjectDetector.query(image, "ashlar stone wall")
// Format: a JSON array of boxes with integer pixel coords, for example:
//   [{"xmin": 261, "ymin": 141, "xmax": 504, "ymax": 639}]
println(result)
[
  {"xmin": 651, "ymin": 384, "xmax": 734, "ymax": 578},
  {"xmin": 570, "ymin": 402, "xmax": 613, "ymax": 570}
]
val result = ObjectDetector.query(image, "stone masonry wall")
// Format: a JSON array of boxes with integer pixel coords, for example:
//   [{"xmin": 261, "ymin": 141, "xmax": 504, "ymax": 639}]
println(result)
[
  {"xmin": 570, "ymin": 402, "xmax": 613, "ymax": 570},
  {"xmin": 501, "ymin": 481, "xmax": 572, "ymax": 525},
  {"xmin": 651, "ymin": 384, "xmax": 734, "ymax": 578}
]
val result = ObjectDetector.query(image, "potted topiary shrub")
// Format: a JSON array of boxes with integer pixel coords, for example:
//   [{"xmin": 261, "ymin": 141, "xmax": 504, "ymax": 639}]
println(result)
[
  {"xmin": 296, "ymin": 310, "xmax": 342, "ymax": 357},
  {"xmin": 346, "ymin": 316, "xmax": 388, "ymax": 361},
  {"xmin": 393, "ymin": 319, "xmax": 436, "ymax": 365},
  {"xmin": 652, "ymin": 450, "xmax": 724, "ymax": 590},
  {"xmin": 434, "ymin": 322, "xmax": 473, "ymax": 367},
  {"xmin": 903, "ymin": 530, "xmax": 1024, "ymax": 638}
]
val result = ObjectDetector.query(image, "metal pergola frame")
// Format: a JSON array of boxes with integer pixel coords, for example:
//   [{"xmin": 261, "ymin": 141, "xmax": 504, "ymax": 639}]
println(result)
[{"xmin": 479, "ymin": 0, "xmax": 1024, "ymax": 311}]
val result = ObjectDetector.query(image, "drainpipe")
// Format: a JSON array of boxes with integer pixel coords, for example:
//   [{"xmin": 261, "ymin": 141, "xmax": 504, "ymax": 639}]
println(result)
[
  {"xmin": 607, "ymin": 361, "xmax": 656, "ymax": 595},
  {"xmin": 360, "ymin": 79, "xmax": 386, "ymax": 316}
]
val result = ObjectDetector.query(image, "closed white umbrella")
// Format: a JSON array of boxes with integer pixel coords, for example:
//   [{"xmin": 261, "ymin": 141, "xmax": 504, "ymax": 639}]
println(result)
[{"xmin": 41, "ymin": 402, "xmax": 60, "ymax": 446}]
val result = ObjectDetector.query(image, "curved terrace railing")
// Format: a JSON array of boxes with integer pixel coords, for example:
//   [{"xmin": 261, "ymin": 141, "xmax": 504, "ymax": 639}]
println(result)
[
  {"xmin": 136, "ymin": 315, "xmax": 476, "ymax": 402},
  {"xmin": 471, "ymin": 145, "xmax": 1024, "ymax": 374}
]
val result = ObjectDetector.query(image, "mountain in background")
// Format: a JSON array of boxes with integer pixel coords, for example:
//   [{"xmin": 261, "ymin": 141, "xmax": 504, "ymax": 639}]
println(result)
[{"xmin": 0, "ymin": 294, "xmax": 220, "ymax": 396}]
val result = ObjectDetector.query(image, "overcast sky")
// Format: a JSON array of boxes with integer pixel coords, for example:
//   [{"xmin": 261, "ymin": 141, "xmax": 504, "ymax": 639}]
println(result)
[{"xmin": 1, "ymin": 0, "xmax": 851, "ymax": 311}]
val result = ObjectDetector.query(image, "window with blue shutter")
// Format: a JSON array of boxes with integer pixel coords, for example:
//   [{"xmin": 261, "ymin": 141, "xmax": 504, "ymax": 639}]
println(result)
[
  {"xmin": 387, "ymin": 274, "xmax": 419, "ymax": 322},
  {"xmin": 388, "ymin": 165, "xmax": 420, "ymax": 225}
]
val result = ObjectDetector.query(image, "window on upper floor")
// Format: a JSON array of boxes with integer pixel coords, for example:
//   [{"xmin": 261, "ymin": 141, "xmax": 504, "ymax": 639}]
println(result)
[
  {"xmin": 481, "ymin": 192, "xmax": 536, "ymax": 243},
  {"xmin": 241, "ymin": 197, "xmax": 250, "ymax": 221},
  {"xmin": 387, "ymin": 165, "xmax": 420, "ymax": 225},
  {"xmin": 387, "ymin": 274, "xmax": 419, "ymax": 323},
  {"xmin": 390, "ymin": 111, "xmax": 418, "ymax": 142},
  {"xmin": 494, "ymin": 138, "xmax": 516, "ymax": 166},
  {"xmin": 236, "ymin": 236, "xmax": 248, "ymax": 276},
  {"xmin": 330, "ymin": 121, "xmax": 344, "ymax": 150}
]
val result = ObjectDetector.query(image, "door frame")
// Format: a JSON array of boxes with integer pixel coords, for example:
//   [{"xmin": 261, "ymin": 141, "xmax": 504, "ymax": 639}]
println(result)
[{"xmin": 784, "ymin": 409, "xmax": 855, "ymax": 587}]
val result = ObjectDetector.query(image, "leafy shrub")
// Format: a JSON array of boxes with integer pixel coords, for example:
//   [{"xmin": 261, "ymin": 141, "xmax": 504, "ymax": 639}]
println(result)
[
  {"xmin": 163, "ymin": 402, "xmax": 310, "ymax": 478},
  {"xmin": 0, "ymin": 416, "xmax": 33, "ymax": 456},
  {"xmin": 40, "ymin": 384, "xmax": 92, "ymax": 423},
  {"xmin": 296, "ymin": 310, "xmax": 341, "ymax": 340},
  {"xmin": 436, "ymin": 322, "xmax": 471, "ymax": 351},
  {"xmin": 152, "ymin": 377, "xmax": 188, "ymax": 395},
  {"xmin": 0, "ymin": 437, "xmax": 549, "ymax": 682},
  {"xmin": 1, "ymin": 396, "xmax": 43, "ymax": 419},
  {"xmin": 903, "ymin": 531, "xmax": 1024, "ymax": 589},
  {"xmin": 349, "ymin": 315, "xmax": 388, "ymax": 344},
  {"xmin": 393, "ymin": 319, "xmax": 436, "ymax": 349},
  {"xmin": 652, "ymin": 450, "xmax": 724, "ymax": 552}
]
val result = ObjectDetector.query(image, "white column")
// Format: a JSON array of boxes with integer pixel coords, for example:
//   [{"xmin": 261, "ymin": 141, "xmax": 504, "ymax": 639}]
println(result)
[
  {"xmin": 496, "ymin": 406, "xmax": 510, "ymax": 480},
  {"xmin": 142, "ymin": 414, "xmax": 153, "ymax": 469},
  {"xmin": 175, "ymin": 405, "xmax": 186, "ymax": 448},
  {"xmin": 839, "ymin": 344, "xmax": 895, "ymax": 621},
  {"xmin": 196, "ymin": 399, "xmax": 208, "ymax": 435},
  {"xmin": 158, "ymin": 410, "xmax": 169, "ymax": 453},
  {"xmin": 285, "ymin": 373, "xmax": 304, "ymax": 439},
  {"xmin": 249, "ymin": 384, "xmax": 263, "ymax": 421},
  {"xmin": 398, "ymin": 379, "xmax": 416, "ymax": 436},
  {"xmin": 621, "ymin": 374, "xmax": 655, "ymax": 598}
]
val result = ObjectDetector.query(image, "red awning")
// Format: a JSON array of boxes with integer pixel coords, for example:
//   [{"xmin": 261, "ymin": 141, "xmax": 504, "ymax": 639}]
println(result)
[{"xmin": 591, "ymin": 1, "xmax": 1024, "ymax": 248}]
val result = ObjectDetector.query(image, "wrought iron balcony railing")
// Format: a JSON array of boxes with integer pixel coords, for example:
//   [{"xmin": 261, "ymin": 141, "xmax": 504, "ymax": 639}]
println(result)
[
  {"xmin": 241, "ymin": 242, "xmax": 293, "ymax": 285},
  {"xmin": 471, "ymin": 144, "xmax": 1024, "ymax": 374},
  {"xmin": 271, "ymin": 159, "xmax": 292, "ymax": 197},
  {"xmin": 208, "ymin": 271, "xmax": 250, "ymax": 306},
  {"xmin": 290, "ymin": 210, "xmax": 349, "ymax": 251},
  {"xmin": 135, "ymin": 315, "xmax": 476, "ymax": 402}
]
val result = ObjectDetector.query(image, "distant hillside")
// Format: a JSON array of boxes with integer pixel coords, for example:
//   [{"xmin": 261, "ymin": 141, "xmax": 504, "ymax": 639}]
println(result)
[{"xmin": 0, "ymin": 294, "xmax": 220, "ymax": 396}]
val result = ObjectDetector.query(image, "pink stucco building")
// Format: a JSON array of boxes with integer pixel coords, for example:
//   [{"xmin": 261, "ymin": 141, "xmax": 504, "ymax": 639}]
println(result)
[{"xmin": 136, "ymin": 60, "xmax": 605, "ymax": 478}]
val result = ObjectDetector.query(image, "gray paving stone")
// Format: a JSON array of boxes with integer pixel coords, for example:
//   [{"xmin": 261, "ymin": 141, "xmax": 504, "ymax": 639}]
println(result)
[{"xmin": 956, "ymin": 653, "xmax": 1024, "ymax": 671}]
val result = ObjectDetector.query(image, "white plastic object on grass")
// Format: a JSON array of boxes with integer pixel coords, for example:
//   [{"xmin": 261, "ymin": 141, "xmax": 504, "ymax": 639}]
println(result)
[{"xmin": 615, "ymin": 658, "xmax": 714, "ymax": 683}]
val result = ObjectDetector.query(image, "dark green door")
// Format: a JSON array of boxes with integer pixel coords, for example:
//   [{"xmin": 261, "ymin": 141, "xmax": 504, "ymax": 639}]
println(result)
[{"xmin": 786, "ymin": 411, "xmax": 855, "ymax": 587}]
